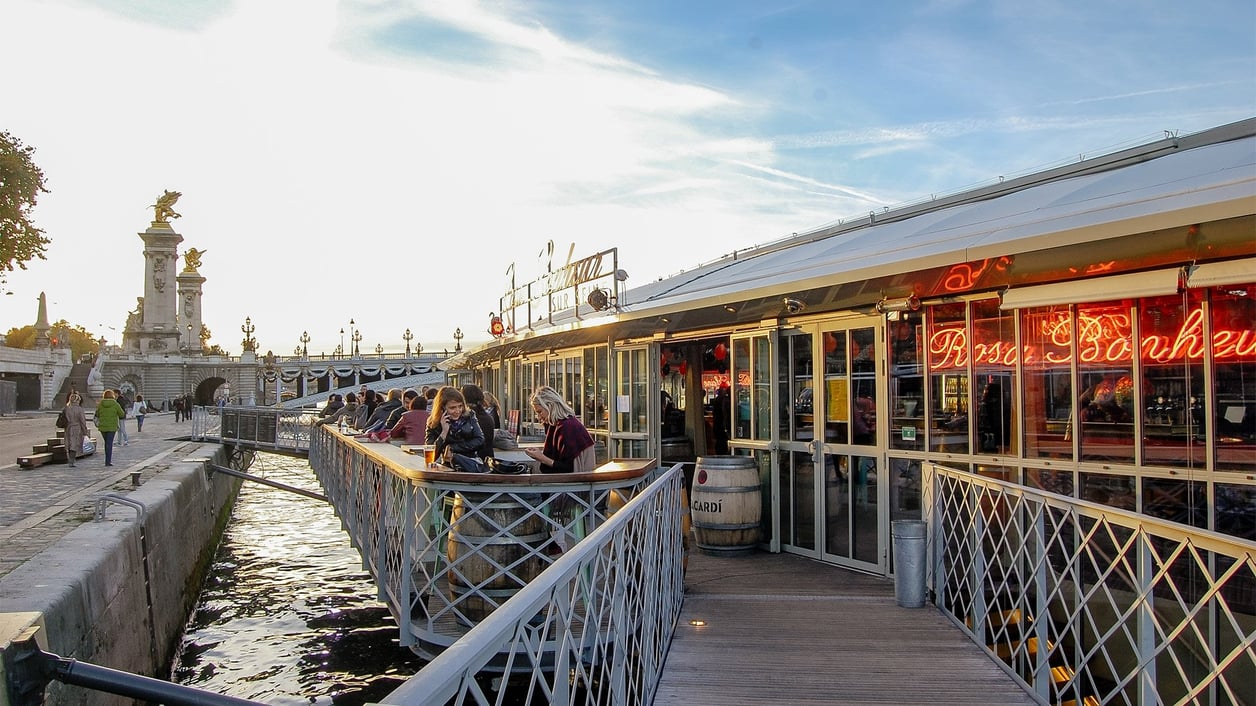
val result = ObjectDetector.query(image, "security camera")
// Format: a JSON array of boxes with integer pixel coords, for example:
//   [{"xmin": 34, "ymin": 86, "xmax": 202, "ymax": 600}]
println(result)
[{"xmin": 783, "ymin": 297, "xmax": 805, "ymax": 314}]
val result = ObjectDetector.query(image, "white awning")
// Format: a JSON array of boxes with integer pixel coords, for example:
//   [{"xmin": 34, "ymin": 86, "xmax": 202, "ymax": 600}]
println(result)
[
  {"xmin": 1186, "ymin": 257, "xmax": 1256, "ymax": 288},
  {"xmin": 999, "ymin": 268, "xmax": 1183, "ymax": 310}
]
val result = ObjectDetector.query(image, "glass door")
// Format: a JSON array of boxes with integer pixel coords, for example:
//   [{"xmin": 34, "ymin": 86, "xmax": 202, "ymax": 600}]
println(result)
[
  {"xmin": 778, "ymin": 320, "xmax": 885, "ymax": 574},
  {"xmin": 610, "ymin": 344, "xmax": 657, "ymax": 460}
]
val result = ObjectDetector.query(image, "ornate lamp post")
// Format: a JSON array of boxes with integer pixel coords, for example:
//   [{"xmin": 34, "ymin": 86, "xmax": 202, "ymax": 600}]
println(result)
[
  {"xmin": 262, "ymin": 350, "xmax": 277, "ymax": 405},
  {"xmin": 403, "ymin": 328, "xmax": 413, "ymax": 357},
  {"xmin": 299, "ymin": 330, "xmax": 310, "ymax": 357},
  {"xmin": 240, "ymin": 316, "xmax": 256, "ymax": 353},
  {"xmin": 375, "ymin": 343, "xmax": 384, "ymax": 357},
  {"xmin": 454, "ymin": 327, "xmax": 463, "ymax": 352},
  {"xmin": 351, "ymin": 326, "xmax": 362, "ymax": 357},
  {"xmin": 339, "ymin": 327, "xmax": 345, "ymax": 356}
]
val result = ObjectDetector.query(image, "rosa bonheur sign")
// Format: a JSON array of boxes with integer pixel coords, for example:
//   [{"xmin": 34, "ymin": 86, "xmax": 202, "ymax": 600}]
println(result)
[
  {"xmin": 929, "ymin": 308, "xmax": 1255, "ymax": 371},
  {"xmin": 500, "ymin": 248, "xmax": 621, "ymax": 332}
]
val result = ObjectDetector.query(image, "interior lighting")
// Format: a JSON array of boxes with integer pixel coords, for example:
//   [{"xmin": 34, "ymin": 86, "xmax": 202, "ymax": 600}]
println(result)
[{"xmin": 688, "ymin": 619, "xmax": 707, "ymax": 627}]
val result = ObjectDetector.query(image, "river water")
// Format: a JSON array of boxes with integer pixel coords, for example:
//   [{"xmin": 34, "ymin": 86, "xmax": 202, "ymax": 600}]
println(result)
[{"xmin": 171, "ymin": 452, "xmax": 426, "ymax": 704}]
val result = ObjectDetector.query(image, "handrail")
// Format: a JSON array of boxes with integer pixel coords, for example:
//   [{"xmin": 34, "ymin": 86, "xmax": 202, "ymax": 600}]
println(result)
[
  {"xmin": 190, "ymin": 405, "xmax": 315, "ymax": 455},
  {"xmin": 379, "ymin": 463, "xmax": 686, "ymax": 705},
  {"xmin": 923, "ymin": 463, "xmax": 1256, "ymax": 706},
  {"xmin": 307, "ymin": 425, "xmax": 667, "ymax": 675}
]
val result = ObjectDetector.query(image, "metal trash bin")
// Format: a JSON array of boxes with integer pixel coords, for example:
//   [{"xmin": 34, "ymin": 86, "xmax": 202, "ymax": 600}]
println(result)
[{"xmin": 892, "ymin": 519, "xmax": 927, "ymax": 608}]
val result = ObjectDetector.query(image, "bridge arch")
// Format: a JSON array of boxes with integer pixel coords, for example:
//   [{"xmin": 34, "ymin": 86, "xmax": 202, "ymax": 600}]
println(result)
[{"xmin": 193, "ymin": 376, "xmax": 228, "ymax": 406}]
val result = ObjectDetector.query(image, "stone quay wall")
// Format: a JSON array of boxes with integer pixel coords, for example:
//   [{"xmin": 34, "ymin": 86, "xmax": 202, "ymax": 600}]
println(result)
[{"xmin": 0, "ymin": 446, "xmax": 241, "ymax": 706}]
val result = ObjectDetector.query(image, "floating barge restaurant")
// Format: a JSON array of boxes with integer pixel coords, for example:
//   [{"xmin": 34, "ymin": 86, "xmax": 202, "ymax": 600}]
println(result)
[{"xmin": 443, "ymin": 117, "xmax": 1255, "ymax": 574}]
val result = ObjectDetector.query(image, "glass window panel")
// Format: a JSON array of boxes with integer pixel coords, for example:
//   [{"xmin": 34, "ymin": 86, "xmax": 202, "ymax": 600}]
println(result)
[
  {"xmin": 1141, "ymin": 478, "xmax": 1207, "ymax": 529},
  {"xmin": 822, "ymin": 330, "xmax": 849, "ymax": 445},
  {"xmin": 971, "ymin": 299, "xmax": 1017, "ymax": 456},
  {"xmin": 788, "ymin": 333, "xmax": 814, "ymax": 443},
  {"xmin": 1140, "ymin": 291, "xmax": 1206, "ymax": 468},
  {"xmin": 1215, "ymin": 483, "xmax": 1256, "ymax": 540},
  {"xmin": 890, "ymin": 313, "xmax": 925, "ymax": 451},
  {"xmin": 1025, "ymin": 468, "xmax": 1075, "ymax": 498},
  {"xmin": 1021, "ymin": 306, "xmax": 1074, "ymax": 459},
  {"xmin": 889, "ymin": 457, "xmax": 922, "ymax": 520},
  {"xmin": 824, "ymin": 454, "xmax": 849, "ymax": 557},
  {"xmin": 789, "ymin": 449, "xmax": 815, "ymax": 550},
  {"xmin": 733, "ymin": 338, "xmax": 752, "ymax": 440},
  {"xmin": 1078, "ymin": 472, "xmax": 1136, "ymax": 511},
  {"xmin": 753, "ymin": 336, "xmax": 773, "ymax": 440},
  {"xmin": 851, "ymin": 328, "xmax": 877, "ymax": 447},
  {"xmin": 1211, "ymin": 285, "xmax": 1256, "ymax": 472},
  {"xmin": 1077, "ymin": 301, "xmax": 1136, "ymax": 463},
  {"xmin": 615, "ymin": 348, "xmax": 648, "ymax": 434},
  {"xmin": 852, "ymin": 454, "xmax": 878, "ymax": 564},
  {"xmin": 928, "ymin": 302, "xmax": 969, "ymax": 453}
]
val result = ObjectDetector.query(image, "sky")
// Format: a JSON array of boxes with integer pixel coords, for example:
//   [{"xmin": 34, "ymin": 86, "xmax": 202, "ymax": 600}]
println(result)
[{"xmin": 2, "ymin": 0, "xmax": 1254, "ymax": 356}]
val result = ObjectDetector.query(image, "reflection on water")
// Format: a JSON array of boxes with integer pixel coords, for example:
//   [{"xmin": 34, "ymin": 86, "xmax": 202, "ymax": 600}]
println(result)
[{"xmin": 171, "ymin": 453, "xmax": 425, "ymax": 705}]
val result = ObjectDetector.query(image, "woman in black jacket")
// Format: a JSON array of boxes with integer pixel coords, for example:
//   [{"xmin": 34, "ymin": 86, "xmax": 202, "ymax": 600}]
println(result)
[
  {"xmin": 461, "ymin": 384, "xmax": 496, "ymax": 459},
  {"xmin": 425, "ymin": 386, "xmax": 484, "ymax": 462}
]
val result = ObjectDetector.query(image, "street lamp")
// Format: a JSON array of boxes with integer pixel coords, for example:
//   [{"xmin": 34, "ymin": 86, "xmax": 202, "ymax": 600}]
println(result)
[
  {"xmin": 375, "ymin": 343, "xmax": 384, "ymax": 357},
  {"xmin": 403, "ymin": 328, "xmax": 413, "ymax": 357},
  {"xmin": 454, "ymin": 327, "xmax": 463, "ymax": 352},
  {"xmin": 299, "ymin": 330, "xmax": 310, "ymax": 357},
  {"xmin": 339, "ymin": 327, "xmax": 345, "ymax": 355},
  {"xmin": 240, "ymin": 316, "xmax": 256, "ymax": 353},
  {"xmin": 262, "ymin": 350, "xmax": 277, "ymax": 405},
  {"xmin": 352, "ymin": 328, "xmax": 362, "ymax": 357}
]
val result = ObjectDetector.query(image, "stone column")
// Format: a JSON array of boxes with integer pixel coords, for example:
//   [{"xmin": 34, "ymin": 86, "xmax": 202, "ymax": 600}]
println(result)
[
  {"xmin": 176, "ymin": 269, "xmax": 206, "ymax": 353},
  {"xmin": 135, "ymin": 222, "xmax": 184, "ymax": 354}
]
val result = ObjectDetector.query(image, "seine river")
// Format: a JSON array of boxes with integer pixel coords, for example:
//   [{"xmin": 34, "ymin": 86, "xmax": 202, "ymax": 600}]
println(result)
[{"xmin": 171, "ymin": 453, "xmax": 426, "ymax": 704}]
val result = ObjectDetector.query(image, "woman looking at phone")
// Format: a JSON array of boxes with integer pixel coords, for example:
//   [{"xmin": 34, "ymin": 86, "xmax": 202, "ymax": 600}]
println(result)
[{"xmin": 425, "ymin": 386, "xmax": 484, "ymax": 462}]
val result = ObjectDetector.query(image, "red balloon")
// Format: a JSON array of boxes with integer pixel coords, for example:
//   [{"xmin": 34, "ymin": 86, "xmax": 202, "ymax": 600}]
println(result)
[
  {"xmin": 679, "ymin": 361, "xmax": 688, "ymax": 376},
  {"xmin": 824, "ymin": 332, "xmax": 838, "ymax": 354},
  {"xmin": 713, "ymin": 343, "xmax": 727, "ymax": 361}
]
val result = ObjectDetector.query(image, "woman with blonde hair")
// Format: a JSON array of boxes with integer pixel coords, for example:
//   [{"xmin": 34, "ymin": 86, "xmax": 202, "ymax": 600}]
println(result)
[
  {"xmin": 525, "ymin": 386, "xmax": 595, "ymax": 473},
  {"xmin": 94, "ymin": 389, "xmax": 125, "ymax": 466},
  {"xmin": 61, "ymin": 393, "xmax": 89, "ymax": 467}
]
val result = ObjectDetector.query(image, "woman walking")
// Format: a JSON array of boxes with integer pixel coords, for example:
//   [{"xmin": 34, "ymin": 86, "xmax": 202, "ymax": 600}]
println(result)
[
  {"xmin": 62, "ymin": 394, "xmax": 89, "ymax": 467},
  {"xmin": 95, "ymin": 390, "xmax": 125, "ymax": 467},
  {"xmin": 133, "ymin": 394, "xmax": 147, "ymax": 433},
  {"xmin": 115, "ymin": 389, "xmax": 130, "ymax": 446}
]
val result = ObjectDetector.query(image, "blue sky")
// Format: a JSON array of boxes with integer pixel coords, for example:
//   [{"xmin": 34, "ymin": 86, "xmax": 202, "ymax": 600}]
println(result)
[{"xmin": 2, "ymin": 0, "xmax": 1253, "ymax": 355}]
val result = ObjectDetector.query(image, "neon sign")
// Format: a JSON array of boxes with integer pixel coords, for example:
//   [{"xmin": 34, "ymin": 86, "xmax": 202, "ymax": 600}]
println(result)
[{"xmin": 928, "ymin": 308, "xmax": 1256, "ymax": 370}]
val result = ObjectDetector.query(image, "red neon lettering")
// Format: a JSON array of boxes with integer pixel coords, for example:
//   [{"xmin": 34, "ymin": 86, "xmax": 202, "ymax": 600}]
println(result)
[{"xmin": 928, "ymin": 307, "xmax": 1255, "ymax": 370}]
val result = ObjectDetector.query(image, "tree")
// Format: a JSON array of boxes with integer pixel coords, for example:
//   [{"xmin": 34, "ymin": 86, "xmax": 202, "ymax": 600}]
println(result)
[
  {"xmin": 0, "ymin": 130, "xmax": 50, "ymax": 285},
  {"xmin": 3, "ymin": 321, "xmax": 101, "ymax": 360}
]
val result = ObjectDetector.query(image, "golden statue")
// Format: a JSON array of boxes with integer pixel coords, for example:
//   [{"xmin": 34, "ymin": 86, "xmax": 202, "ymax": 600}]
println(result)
[
  {"xmin": 183, "ymin": 247, "xmax": 206, "ymax": 272},
  {"xmin": 151, "ymin": 189, "xmax": 182, "ymax": 223}
]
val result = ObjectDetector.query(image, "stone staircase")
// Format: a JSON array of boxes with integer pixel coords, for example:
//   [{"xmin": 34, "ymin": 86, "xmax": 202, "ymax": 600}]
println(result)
[{"xmin": 53, "ymin": 361, "xmax": 95, "ymax": 407}]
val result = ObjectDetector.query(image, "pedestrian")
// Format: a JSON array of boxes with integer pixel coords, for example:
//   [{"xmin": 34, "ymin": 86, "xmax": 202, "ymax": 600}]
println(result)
[
  {"xmin": 173, "ymin": 396, "xmax": 184, "ymax": 422},
  {"xmin": 95, "ymin": 390, "xmax": 125, "ymax": 467},
  {"xmin": 133, "ymin": 394, "xmax": 147, "ymax": 433},
  {"xmin": 525, "ymin": 385, "xmax": 596, "ymax": 473},
  {"xmin": 115, "ymin": 389, "xmax": 131, "ymax": 446},
  {"xmin": 62, "ymin": 393, "xmax": 89, "ymax": 467}
]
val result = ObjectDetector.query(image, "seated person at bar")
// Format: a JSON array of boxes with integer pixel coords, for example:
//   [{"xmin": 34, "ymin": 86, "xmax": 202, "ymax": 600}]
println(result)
[
  {"xmin": 315, "ymin": 392, "xmax": 358, "ymax": 427},
  {"xmin": 362, "ymin": 388, "xmax": 405, "ymax": 433},
  {"xmin": 425, "ymin": 386, "xmax": 484, "ymax": 462},
  {"xmin": 389, "ymin": 395, "xmax": 429, "ymax": 444},
  {"xmin": 525, "ymin": 385, "xmax": 595, "ymax": 473}
]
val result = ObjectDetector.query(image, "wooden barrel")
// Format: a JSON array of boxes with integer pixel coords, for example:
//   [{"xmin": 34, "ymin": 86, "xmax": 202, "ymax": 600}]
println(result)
[
  {"xmin": 446, "ymin": 493, "xmax": 548, "ymax": 624},
  {"xmin": 691, "ymin": 455, "xmax": 761, "ymax": 556}
]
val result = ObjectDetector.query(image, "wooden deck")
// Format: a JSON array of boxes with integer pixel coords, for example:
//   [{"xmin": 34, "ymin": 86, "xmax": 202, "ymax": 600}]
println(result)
[{"xmin": 655, "ymin": 551, "xmax": 1036, "ymax": 706}]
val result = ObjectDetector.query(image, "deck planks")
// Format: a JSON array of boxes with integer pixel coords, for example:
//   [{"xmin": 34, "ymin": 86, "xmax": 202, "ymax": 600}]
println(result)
[{"xmin": 654, "ymin": 551, "xmax": 1036, "ymax": 705}]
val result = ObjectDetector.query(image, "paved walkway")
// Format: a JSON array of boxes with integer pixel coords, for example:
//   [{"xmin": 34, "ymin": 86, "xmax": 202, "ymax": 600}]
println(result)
[{"xmin": 0, "ymin": 411, "xmax": 204, "ymax": 578}]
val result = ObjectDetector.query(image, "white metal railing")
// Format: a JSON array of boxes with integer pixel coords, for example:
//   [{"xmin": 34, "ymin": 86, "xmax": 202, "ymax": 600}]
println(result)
[
  {"xmin": 923, "ymin": 463, "xmax": 1256, "ymax": 706},
  {"xmin": 191, "ymin": 405, "xmax": 315, "ymax": 455},
  {"xmin": 309, "ymin": 427, "xmax": 684, "ymax": 705}
]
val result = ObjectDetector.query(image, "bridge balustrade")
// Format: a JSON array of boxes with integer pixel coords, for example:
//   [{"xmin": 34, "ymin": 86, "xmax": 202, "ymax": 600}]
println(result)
[
  {"xmin": 191, "ymin": 405, "xmax": 315, "ymax": 455},
  {"xmin": 924, "ymin": 462, "xmax": 1255, "ymax": 706}
]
